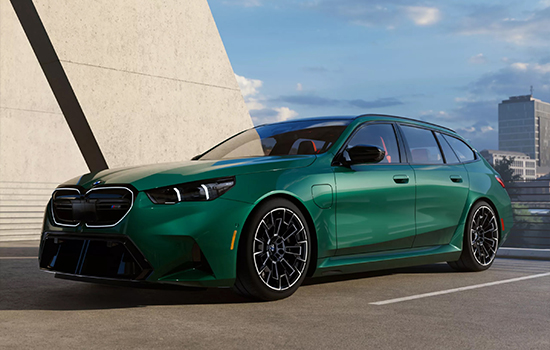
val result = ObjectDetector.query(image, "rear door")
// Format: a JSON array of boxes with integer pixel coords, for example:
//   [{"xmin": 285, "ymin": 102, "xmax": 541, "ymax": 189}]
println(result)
[
  {"xmin": 398, "ymin": 125, "xmax": 470, "ymax": 247},
  {"xmin": 334, "ymin": 123, "xmax": 416, "ymax": 255}
]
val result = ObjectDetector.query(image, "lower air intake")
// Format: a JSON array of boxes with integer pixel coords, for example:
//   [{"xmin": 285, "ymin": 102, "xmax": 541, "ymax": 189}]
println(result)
[{"xmin": 40, "ymin": 234, "xmax": 152, "ymax": 280}]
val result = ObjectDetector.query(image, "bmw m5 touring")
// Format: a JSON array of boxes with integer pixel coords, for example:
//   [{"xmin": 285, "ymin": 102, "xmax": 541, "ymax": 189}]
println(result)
[{"xmin": 40, "ymin": 114, "xmax": 513, "ymax": 300}]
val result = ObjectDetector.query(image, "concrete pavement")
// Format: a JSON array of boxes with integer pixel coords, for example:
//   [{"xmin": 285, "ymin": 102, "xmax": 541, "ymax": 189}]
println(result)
[{"xmin": 1, "ymin": 241, "xmax": 549, "ymax": 349}]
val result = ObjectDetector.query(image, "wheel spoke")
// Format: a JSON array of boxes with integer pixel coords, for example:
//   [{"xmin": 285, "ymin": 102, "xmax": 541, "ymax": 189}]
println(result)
[
  {"xmin": 272, "ymin": 261, "xmax": 279, "ymax": 280},
  {"xmin": 284, "ymin": 246, "xmax": 302, "ymax": 256},
  {"xmin": 281, "ymin": 224, "xmax": 299, "ymax": 241},
  {"xmin": 281, "ymin": 258, "xmax": 296, "ymax": 276},
  {"xmin": 275, "ymin": 218, "xmax": 283, "ymax": 237}
]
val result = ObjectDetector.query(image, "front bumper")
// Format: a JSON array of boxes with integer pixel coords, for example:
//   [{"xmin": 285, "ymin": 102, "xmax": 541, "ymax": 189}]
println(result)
[
  {"xmin": 40, "ymin": 192, "xmax": 254, "ymax": 287},
  {"xmin": 40, "ymin": 233, "xmax": 153, "ymax": 280}
]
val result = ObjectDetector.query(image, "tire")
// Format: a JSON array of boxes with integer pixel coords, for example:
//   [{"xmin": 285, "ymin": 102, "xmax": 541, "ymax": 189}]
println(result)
[
  {"xmin": 233, "ymin": 198, "xmax": 311, "ymax": 301},
  {"xmin": 448, "ymin": 201, "xmax": 500, "ymax": 272}
]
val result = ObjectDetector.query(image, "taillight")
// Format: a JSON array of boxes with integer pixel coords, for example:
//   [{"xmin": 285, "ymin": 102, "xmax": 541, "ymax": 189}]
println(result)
[{"xmin": 495, "ymin": 175, "xmax": 505, "ymax": 188}]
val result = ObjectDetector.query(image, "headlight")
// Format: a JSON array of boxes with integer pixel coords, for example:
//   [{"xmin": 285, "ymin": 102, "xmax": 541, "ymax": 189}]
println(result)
[{"xmin": 145, "ymin": 177, "xmax": 235, "ymax": 204}]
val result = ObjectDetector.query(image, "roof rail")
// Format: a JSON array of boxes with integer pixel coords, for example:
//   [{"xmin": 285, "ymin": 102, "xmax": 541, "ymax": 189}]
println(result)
[{"xmin": 356, "ymin": 114, "xmax": 456, "ymax": 133}]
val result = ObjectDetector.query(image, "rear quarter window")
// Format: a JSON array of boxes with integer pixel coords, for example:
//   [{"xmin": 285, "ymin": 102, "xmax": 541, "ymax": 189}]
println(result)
[
  {"xmin": 435, "ymin": 133, "xmax": 460, "ymax": 164},
  {"xmin": 443, "ymin": 135, "xmax": 476, "ymax": 162}
]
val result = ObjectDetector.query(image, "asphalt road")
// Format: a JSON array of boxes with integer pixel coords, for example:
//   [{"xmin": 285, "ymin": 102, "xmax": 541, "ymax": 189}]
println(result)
[{"xmin": 1, "ymin": 241, "xmax": 549, "ymax": 350}]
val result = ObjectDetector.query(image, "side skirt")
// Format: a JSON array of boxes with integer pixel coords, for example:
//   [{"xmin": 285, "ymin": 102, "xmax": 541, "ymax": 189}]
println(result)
[{"xmin": 312, "ymin": 244, "xmax": 462, "ymax": 277}]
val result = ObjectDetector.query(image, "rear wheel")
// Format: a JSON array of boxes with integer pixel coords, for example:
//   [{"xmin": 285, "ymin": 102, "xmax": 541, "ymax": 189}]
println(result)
[
  {"xmin": 233, "ymin": 198, "xmax": 310, "ymax": 301},
  {"xmin": 448, "ymin": 201, "xmax": 499, "ymax": 272}
]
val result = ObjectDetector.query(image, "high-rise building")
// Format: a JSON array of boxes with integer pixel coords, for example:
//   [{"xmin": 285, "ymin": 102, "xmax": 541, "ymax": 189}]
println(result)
[{"xmin": 498, "ymin": 95, "xmax": 550, "ymax": 168}]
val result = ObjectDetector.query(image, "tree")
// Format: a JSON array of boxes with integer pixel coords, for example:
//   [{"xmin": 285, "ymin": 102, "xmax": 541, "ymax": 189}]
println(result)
[{"xmin": 493, "ymin": 156, "xmax": 522, "ymax": 185}]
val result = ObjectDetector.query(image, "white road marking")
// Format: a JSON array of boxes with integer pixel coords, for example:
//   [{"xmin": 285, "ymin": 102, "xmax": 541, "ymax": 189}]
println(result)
[
  {"xmin": 0, "ymin": 256, "xmax": 36, "ymax": 260},
  {"xmin": 370, "ymin": 272, "xmax": 550, "ymax": 306}
]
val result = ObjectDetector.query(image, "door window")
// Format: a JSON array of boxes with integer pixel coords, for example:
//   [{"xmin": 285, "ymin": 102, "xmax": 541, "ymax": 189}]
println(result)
[
  {"xmin": 400, "ymin": 125, "xmax": 443, "ymax": 164},
  {"xmin": 347, "ymin": 123, "xmax": 400, "ymax": 163}
]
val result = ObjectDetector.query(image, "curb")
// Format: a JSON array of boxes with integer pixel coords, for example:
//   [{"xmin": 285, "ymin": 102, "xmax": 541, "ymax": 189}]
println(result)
[{"xmin": 497, "ymin": 247, "xmax": 550, "ymax": 261}]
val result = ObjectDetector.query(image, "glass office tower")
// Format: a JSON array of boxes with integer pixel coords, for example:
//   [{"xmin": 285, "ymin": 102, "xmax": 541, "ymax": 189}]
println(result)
[{"xmin": 499, "ymin": 95, "xmax": 550, "ymax": 168}]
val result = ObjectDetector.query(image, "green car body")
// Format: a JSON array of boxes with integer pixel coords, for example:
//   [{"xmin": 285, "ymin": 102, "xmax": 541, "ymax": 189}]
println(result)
[{"xmin": 39, "ymin": 115, "xmax": 513, "ymax": 297}]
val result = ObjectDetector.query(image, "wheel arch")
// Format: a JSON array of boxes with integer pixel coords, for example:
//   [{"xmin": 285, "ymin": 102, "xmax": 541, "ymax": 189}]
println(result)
[{"xmin": 238, "ymin": 192, "xmax": 319, "ymax": 277}]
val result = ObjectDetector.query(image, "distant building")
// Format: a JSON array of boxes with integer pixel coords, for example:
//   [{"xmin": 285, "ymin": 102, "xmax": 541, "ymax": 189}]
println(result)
[
  {"xmin": 498, "ymin": 95, "xmax": 550, "ymax": 168},
  {"xmin": 480, "ymin": 149, "xmax": 537, "ymax": 181}
]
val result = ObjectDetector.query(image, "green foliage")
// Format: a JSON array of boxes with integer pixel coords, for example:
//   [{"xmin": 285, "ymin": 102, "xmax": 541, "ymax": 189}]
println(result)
[{"xmin": 494, "ymin": 156, "xmax": 522, "ymax": 185}]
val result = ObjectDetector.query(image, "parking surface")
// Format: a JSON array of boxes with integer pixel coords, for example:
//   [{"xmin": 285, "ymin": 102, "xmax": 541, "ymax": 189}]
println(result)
[{"xmin": 1, "ymin": 241, "xmax": 549, "ymax": 350}]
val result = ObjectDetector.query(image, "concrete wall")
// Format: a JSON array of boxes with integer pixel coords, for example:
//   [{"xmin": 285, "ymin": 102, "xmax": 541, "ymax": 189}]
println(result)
[{"xmin": 0, "ymin": 0, "xmax": 252, "ymax": 241}]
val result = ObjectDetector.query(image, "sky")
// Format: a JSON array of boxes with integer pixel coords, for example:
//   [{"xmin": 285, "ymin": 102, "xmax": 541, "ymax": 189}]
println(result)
[{"xmin": 208, "ymin": 0, "xmax": 550, "ymax": 151}]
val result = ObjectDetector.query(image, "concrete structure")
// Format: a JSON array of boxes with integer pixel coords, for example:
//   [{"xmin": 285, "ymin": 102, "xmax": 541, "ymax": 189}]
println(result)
[
  {"xmin": 0, "ymin": 0, "xmax": 252, "ymax": 241},
  {"xmin": 498, "ymin": 95, "xmax": 550, "ymax": 168},
  {"xmin": 480, "ymin": 149, "xmax": 537, "ymax": 181}
]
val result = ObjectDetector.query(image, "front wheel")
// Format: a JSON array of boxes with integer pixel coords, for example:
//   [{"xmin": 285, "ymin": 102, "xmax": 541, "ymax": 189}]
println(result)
[
  {"xmin": 448, "ymin": 201, "xmax": 500, "ymax": 272},
  {"xmin": 233, "ymin": 198, "xmax": 311, "ymax": 301}
]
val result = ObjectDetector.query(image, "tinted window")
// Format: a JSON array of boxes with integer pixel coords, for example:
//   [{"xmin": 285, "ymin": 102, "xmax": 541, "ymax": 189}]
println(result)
[
  {"xmin": 435, "ymin": 133, "xmax": 460, "ymax": 164},
  {"xmin": 443, "ymin": 135, "xmax": 476, "ymax": 162},
  {"xmin": 348, "ymin": 123, "xmax": 400, "ymax": 163},
  {"xmin": 400, "ymin": 125, "xmax": 443, "ymax": 164}
]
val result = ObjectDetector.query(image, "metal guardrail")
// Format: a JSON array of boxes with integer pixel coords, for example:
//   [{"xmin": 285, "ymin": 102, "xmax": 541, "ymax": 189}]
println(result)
[{"xmin": 504, "ymin": 183, "xmax": 550, "ymax": 249}]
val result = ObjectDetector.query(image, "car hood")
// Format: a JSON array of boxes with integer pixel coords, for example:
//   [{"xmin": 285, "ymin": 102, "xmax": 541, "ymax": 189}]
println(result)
[{"xmin": 62, "ymin": 156, "xmax": 316, "ymax": 191}]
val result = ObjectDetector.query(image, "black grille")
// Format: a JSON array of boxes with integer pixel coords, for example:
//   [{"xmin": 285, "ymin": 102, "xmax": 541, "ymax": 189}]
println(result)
[
  {"xmin": 40, "ymin": 233, "xmax": 152, "ymax": 280},
  {"xmin": 52, "ymin": 187, "xmax": 134, "ymax": 227}
]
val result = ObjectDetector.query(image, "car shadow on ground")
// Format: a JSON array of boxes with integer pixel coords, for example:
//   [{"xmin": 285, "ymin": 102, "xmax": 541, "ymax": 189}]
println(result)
[{"xmin": 0, "ymin": 246, "xmax": 457, "ymax": 311}]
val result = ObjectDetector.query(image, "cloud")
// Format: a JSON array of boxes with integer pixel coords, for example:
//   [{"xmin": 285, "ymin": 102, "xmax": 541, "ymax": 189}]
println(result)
[
  {"xmin": 235, "ymin": 74, "xmax": 262, "ymax": 97},
  {"xmin": 455, "ymin": 120, "xmax": 498, "ymax": 151},
  {"xmin": 454, "ymin": 5, "xmax": 550, "ymax": 46},
  {"xmin": 278, "ymin": 95, "xmax": 339, "ymax": 107},
  {"xmin": 468, "ymin": 62, "xmax": 550, "ymax": 96},
  {"xmin": 235, "ymin": 74, "xmax": 299, "ymax": 125},
  {"xmin": 468, "ymin": 53, "xmax": 487, "ymax": 64},
  {"xmin": 418, "ymin": 98, "xmax": 498, "ymax": 150},
  {"xmin": 296, "ymin": 83, "xmax": 303, "ymax": 91},
  {"xmin": 348, "ymin": 97, "xmax": 404, "ymax": 109},
  {"xmin": 277, "ymin": 94, "xmax": 404, "ymax": 109},
  {"xmin": 222, "ymin": 0, "xmax": 261, "ymax": 7},
  {"xmin": 249, "ymin": 107, "xmax": 299, "ymax": 124},
  {"xmin": 273, "ymin": 107, "xmax": 299, "ymax": 122},
  {"xmin": 420, "ymin": 110, "xmax": 452, "ymax": 120},
  {"xmin": 302, "ymin": 0, "xmax": 441, "ymax": 28},
  {"xmin": 406, "ymin": 6, "xmax": 441, "ymax": 26}
]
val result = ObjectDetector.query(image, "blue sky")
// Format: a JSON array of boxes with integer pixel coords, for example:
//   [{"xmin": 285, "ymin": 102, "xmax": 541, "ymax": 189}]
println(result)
[{"xmin": 208, "ymin": 0, "xmax": 550, "ymax": 151}]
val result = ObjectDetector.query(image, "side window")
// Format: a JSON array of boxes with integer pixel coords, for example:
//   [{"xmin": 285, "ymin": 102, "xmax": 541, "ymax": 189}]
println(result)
[
  {"xmin": 347, "ymin": 123, "xmax": 400, "ymax": 163},
  {"xmin": 435, "ymin": 133, "xmax": 460, "ymax": 164},
  {"xmin": 443, "ymin": 135, "xmax": 476, "ymax": 162},
  {"xmin": 400, "ymin": 125, "xmax": 443, "ymax": 164}
]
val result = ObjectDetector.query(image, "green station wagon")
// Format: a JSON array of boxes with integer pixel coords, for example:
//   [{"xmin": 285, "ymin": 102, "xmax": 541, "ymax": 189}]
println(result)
[{"xmin": 40, "ymin": 115, "xmax": 513, "ymax": 300}]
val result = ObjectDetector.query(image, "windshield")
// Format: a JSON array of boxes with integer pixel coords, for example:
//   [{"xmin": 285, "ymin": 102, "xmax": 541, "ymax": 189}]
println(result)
[{"xmin": 199, "ymin": 119, "xmax": 351, "ymax": 160}]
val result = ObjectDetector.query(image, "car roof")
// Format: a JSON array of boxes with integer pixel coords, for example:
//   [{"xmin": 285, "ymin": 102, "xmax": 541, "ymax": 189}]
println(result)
[{"xmin": 261, "ymin": 114, "xmax": 455, "ymax": 133}]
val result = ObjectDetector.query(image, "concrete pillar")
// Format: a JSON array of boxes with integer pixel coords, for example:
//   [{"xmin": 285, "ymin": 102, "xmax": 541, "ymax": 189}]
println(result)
[{"xmin": 0, "ymin": 0, "xmax": 252, "ymax": 241}]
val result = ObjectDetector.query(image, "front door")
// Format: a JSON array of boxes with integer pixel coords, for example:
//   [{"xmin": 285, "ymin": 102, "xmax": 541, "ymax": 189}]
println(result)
[{"xmin": 334, "ymin": 123, "xmax": 416, "ymax": 255}]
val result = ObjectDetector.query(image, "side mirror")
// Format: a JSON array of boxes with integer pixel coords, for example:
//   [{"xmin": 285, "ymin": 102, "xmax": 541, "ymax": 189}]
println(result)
[{"xmin": 344, "ymin": 145, "xmax": 385, "ymax": 165}]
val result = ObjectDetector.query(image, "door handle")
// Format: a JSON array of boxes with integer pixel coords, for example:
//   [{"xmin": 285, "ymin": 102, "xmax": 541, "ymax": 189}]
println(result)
[
  {"xmin": 393, "ymin": 175, "xmax": 409, "ymax": 184},
  {"xmin": 450, "ymin": 175, "xmax": 463, "ymax": 183}
]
